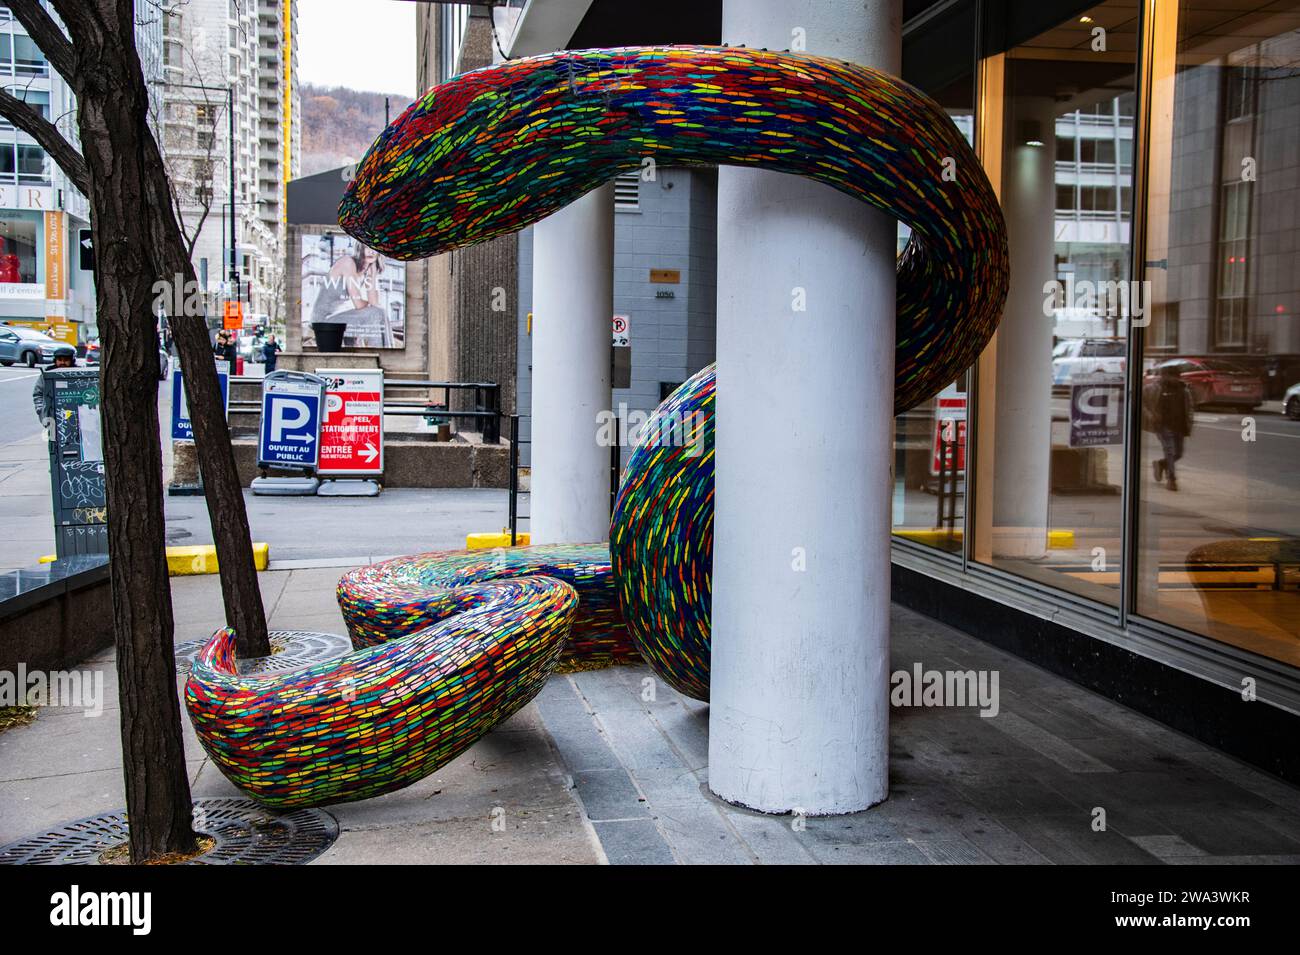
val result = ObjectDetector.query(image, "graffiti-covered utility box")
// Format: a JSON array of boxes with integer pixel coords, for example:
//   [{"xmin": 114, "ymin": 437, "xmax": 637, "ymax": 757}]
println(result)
[{"xmin": 42, "ymin": 368, "xmax": 108, "ymax": 558}]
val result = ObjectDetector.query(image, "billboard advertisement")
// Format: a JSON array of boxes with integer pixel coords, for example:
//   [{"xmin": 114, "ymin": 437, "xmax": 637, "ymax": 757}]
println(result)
[{"xmin": 300, "ymin": 230, "xmax": 405, "ymax": 349}]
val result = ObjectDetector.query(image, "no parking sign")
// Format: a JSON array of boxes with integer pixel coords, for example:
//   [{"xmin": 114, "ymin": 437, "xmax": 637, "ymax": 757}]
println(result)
[{"xmin": 258, "ymin": 371, "xmax": 326, "ymax": 470}]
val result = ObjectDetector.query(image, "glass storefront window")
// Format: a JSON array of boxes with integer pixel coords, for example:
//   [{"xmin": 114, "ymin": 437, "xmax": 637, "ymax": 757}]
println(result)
[
  {"xmin": 1136, "ymin": 0, "xmax": 1300, "ymax": 664},
  {"xmin": 892, "ymin": 0, "xmax": 977, "ymax": 555},
  {"xmin": 0, "ymin": 210, "xmax": 40, "ymax": 285},
  {"xmin": 973, "ymin": 0, "xmax": 1139, "ymax": 605}
]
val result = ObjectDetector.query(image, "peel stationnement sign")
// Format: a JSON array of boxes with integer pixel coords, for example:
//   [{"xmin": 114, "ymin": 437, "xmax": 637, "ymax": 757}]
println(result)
[{"xmin": 315, "ymin": 367, "xmax": 384, "ymax": 476}]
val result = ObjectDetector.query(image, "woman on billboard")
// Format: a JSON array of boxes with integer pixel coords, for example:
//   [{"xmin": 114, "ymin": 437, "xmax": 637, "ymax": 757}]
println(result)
[{"xmin": 309, "ymin": 239, "xmax": 387, "ymax": 350}]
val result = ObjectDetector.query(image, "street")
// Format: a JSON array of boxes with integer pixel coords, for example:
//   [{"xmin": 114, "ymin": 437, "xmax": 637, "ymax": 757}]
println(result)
[
  {"xmin": 0, "ymin": 363, "xmax": 517, "ymax": 571},
  {"xmin": 6, "ymin": 361, "xmax": 1295, "ymax": 572}
]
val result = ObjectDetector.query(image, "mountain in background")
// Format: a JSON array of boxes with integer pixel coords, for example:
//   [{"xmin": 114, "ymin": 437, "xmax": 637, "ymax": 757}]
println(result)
[{"xmin": 299, "ymin": 83, "xmax": 413, "ymax": 177}]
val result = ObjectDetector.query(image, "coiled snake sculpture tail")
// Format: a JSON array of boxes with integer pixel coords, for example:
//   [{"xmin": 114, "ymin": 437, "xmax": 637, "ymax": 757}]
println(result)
[{"xmin": 185, "ymin": 46, "xmax": 1008, "ymax": 807}]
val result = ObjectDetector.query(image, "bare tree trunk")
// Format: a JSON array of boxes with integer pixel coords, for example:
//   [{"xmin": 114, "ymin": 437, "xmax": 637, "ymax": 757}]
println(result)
[
  {"xmin": 161, "ymin": 253, "xmax": 273, "ymax": 661},
  {"xmin": 1, "ymin": 0, "xmax": 279, "ymax": 860},
  {"xmin": 61, "ymin": 0, "xmax": 197, "ymax": 861},
  {"xmin": 59, "ymin": 3, "xmax": 271, "ymax": 661}
]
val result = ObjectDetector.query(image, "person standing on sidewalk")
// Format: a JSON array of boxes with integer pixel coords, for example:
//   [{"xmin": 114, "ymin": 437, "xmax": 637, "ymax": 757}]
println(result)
[
  {"xmin": 32, "ymin": 347, "xmax": 76, "ymax": 424},
  {"xmin": 1143, "ymin": 364, "xmax": 1194, "ymax": 492},
  {"xmin": 262, "ymin": 334, "xmax": 282, "ymax": 373}
]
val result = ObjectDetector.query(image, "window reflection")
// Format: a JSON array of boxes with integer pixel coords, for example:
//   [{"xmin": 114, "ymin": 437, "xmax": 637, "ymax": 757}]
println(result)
[
  {"xmin": 974, "ymin": 0, "xmax": 1138, "ymax": 604},
  {"xmin": 1137, "ymin": 0, "xmax": 1300, "ymax": 663},
  {"xmin": 892, "ymin": 0, "xmax": 977, "ymax": 555}
]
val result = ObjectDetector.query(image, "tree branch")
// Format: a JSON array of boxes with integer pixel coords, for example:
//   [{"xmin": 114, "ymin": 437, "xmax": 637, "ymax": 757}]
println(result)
[
  {"xmin": 8, "ymin": 0, "xmax": 80, "ymax": 94},
  {"xmin": 0, "ymin": 89, "xmax": 90, "ymax": 194}
]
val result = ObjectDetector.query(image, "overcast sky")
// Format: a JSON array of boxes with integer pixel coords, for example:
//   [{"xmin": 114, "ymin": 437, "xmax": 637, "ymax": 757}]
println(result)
[{"xmin": 297, "ymin": 0, "xmax": 418, "ymax": 96}]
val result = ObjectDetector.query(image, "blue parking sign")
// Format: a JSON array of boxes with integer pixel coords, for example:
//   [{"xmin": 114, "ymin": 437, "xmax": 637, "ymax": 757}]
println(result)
[
  {"xmin": 258, "ymin": 371, "xmax": 326, "ymax": 470},
  {"xmin": 1068, "ymin": 373, "xmax": 1125, "ymax": 448},
  {"xmin": 171, "ymin": 360, "xmax": 229, "ymax": 441}
]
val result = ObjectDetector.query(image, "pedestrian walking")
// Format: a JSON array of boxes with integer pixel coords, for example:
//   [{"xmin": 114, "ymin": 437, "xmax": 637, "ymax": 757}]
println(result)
[
  {"xmin": 1143, "ymin": 363, "xmax": 1194, "ymax": 492},
  {"xmin": 262, "ymin": 333, "xmax": 282, "ymax": 373}
]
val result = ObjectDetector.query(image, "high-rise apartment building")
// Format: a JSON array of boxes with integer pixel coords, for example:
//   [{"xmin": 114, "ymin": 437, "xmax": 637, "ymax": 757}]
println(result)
[{"xmin": 160, "ymin": 0, "xmax": 298, "ymax": 330}]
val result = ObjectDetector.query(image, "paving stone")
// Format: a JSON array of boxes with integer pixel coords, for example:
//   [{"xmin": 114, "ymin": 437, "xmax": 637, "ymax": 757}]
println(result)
[
  {"xmin": 721, "ymin": 810, "xmax": 820, "ymax": 864},
  {"xmin": 591, "ymin": 819, "xmax": 675, "ymax": 865},
  {"xmin": 1048, "ymin": 768, "xmax": 1274, "ymax": 813},
  {"xmin": 535, "ymin": 677, "xmax": 624, "ymax": 772},
  {"xmin": 1151, "ymin": 808, "xmax": 1300, "ymax": 857},
  {"xmin": 642, "ymin": 698, "xmax": 710, "ymax": 769},
  {"xmin": 1127, "ymin": 834, "xmax": 1209, "ymax": 859},
  {"xmin": 802, "ymin": 811, "xmax": 903, "ymax": 845},
  {"xmin": 914, "ymin": 838, "xmax": 997, "ymax": 864},
  {"xmin": 646, "ymin": 800, "xmax": 754, "ymax": 864},
  {"xmin": 630, "ymin": 766, "xmax": 707, "ymax": 807},
  {"xmin": 570, "ymin": 769, "xmax": 651, "ymax": 823},
  {"xmin": 570, "ymin": 667, "xmax": 648, "ymax": 713},
  {"xmin": 314, "ymin": 811, "xmax": 601, "ymax": 865},
  {"xmin": 1243, "ymin": 806, "xmax": 1300, "ymax": 844},
  {"xmin": 590, "ymin": 705, "xmax": 688, "ymax": 773},
  {"xmin": 996, "ymin": 812, "xmax": 1163, "ymax": 865},
  {"xmin": 985, "ymin": 712, "xmax": 1115, "ymax": 773},
  {"xmin": 807, "ymin": 840, "xmax": 932, "ymax": 865},
  {"xmin": 962, "ymin": 823, "xmax": 1055, "ymax": 864},
  {"xmin": 0, "ymin": 768, "xmax": 127, "ymax": 846}
]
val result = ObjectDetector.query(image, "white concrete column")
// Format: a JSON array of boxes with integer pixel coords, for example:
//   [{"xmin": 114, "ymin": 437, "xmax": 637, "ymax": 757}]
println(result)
[
  {"xmin": 530, "ymin": 182, "xmax": 614, "ymax": 544},
  {"xmin": 708, "ymin": 0, "xmax": 900, "ymax": 814},
  {"xmin": 991, "ymin": 99, "xmax": 1056, "ymax": 559}
]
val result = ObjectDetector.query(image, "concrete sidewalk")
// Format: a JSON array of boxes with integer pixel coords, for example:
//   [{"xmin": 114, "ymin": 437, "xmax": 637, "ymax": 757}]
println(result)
[
  {"xmin": 0, "ymin": 567, "xmax": 604, "ymax": 865},
  {"xmin": 0, "ymin": 431, "xmax": 53, "ymax": 574},
  {"xmin": 3, "ymin": 562, "xmax": 1299, "ymax": 864}
]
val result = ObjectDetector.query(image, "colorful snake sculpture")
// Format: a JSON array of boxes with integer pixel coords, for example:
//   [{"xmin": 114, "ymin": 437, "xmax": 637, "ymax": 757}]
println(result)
[
  {"xmin": 185, "ymin": 45, "xmax": 1008, "ymax": 806},
  {"xmin": 185, "ymin": 578, "xmax": 576, "ymax": 808}
]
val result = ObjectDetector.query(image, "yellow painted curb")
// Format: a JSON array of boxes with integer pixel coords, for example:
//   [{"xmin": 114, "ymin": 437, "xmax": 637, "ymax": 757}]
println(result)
[
  {"xmin": 166, "ymin": 543, "xmax": 270, "ymax": 576},
  {"xmin": 466, "ymin": 531, "xmax": 531, "ymax": 549},
  {"xmin": 892, "ymin": 528, "xmax": 1078, "ymax": 549},
  {"xmin": 893, "ymin": 529, "xmax": 962, "ymax": 546},
  {"xmin": 38, "ymin": 554, "xmax": 56, "ymax": 564},
  {"xmin": 1047, "ymin": 530, "xmax": 1076, "ymax": 549}
]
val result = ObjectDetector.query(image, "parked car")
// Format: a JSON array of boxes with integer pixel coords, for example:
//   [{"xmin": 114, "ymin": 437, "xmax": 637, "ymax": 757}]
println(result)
[
  {"xmin": 1144, "ymin": 357, "xmax": 1264, "ymax": 410},
  {"xmin": 83, "ymin": 337, "xmax": 169, "ymax": 379},
  {"xmin": 1051, "ymin": 337, "xmax": 1126, "ymax": 392},
  {"xmin": 1284, "ymin": 381, "xmax": 1300, "ymax": 420},
  {"xmin": 0, "ymin": 325, "xmax": 63, "ymax": 367},
  {"xmin": 239, "ymin": 334, "xmax": 264, "ymax": 363}
]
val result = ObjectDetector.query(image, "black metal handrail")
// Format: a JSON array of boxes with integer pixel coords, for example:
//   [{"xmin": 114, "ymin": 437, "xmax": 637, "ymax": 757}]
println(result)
[
  {"xmin": 227, "ymin": 376, "xmax": 501, "ymax": 443},
  {"xmin": 508, "ymin": 414, "xmax": 526, "ymax": 545}
]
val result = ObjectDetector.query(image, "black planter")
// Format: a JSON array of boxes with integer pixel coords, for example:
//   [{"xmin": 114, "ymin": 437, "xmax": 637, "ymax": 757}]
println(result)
[{"xmin": 312, "ymin": 322, "xmax": 346, "ymax": 352}]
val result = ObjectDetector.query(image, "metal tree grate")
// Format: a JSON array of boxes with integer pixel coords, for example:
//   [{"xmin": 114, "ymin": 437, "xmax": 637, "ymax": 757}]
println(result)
[
  {"xmin": 175, "ymin": 629, "xmax": 352, "ymax": 676},
  {"xmin": 0, "ymin": 797, "xmax": 339, "ymax": 865}
]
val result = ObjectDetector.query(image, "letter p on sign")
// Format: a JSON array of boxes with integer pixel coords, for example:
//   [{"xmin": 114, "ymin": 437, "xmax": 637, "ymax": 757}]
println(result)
[{"xmin": 271, "ymin": 398, "xmax": 310, "ymax": 442}]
